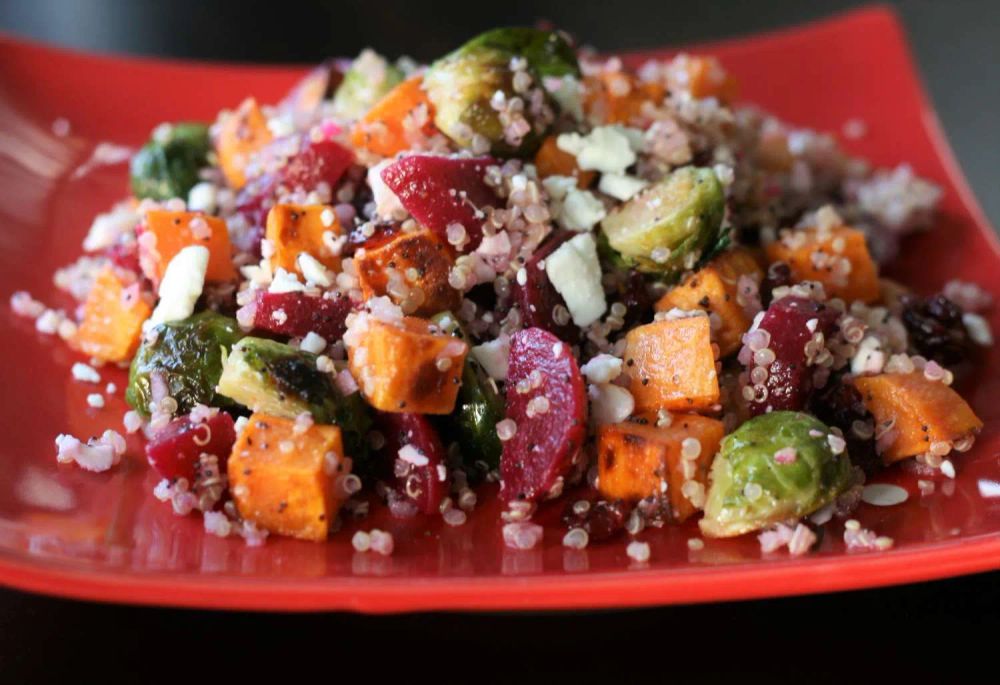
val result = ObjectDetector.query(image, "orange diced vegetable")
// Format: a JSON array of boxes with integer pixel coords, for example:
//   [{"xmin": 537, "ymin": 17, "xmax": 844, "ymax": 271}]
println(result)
[
  {"xmin": 765, "ymin": 225, "xmax": 879, "ymax": 303},
  {"xmin": 625, "ymin": 316, "xmax": 720, "ymax": 412},
  {"xmin": 216, "ymin": 97, "xmax": 273, "ymax": 189},
  {"xmin": 354, "ymin": 228, "xmax": 460, "ymax": 317},
  {"xmin": 348, "ymin": 315, "xmax": 467, "ymax": 414},
  {"xmin": 350, "ymin": 76, "xmax": 436, "ymax": 158},
  {"xmin": 583, "ymin": 71, "xmax": 665, "ymax": 126},
  {"xmin": 853, "ymin": 372, "xmax": 982, "ymax": 464},
  {"xmin": 227, "ymin": 413, "xmax": 348, "ymax": 541},
  {"xmin": 655, "ymin": 247, "xmax": 764, "ymax": 357},
  {"xmin": 676, "ymin": 55, "xmax": 738, "ymax": 103},
  {"xmin": 74, "ymin": 265, "xmax": 151, "ymax": 363},
  {"xmin": 597, "ymin": 413, "xmax": 723, "ymax": 522},
  {"xmin": 533, "ymin": 135, "xmax": 596, "ymax": 187},
  {"xmin": 141, "ymin": 210, "xmax": 236, "ymax": 284},
  {"xmin": 265, "ymin": 204, "xmax": 344, "ymax": 276}
]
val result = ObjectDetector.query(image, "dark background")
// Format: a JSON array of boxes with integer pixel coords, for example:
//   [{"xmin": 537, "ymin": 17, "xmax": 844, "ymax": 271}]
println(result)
[{"xmin": 1, "ymin": 0, "xmax": 998, "ymax": 680}]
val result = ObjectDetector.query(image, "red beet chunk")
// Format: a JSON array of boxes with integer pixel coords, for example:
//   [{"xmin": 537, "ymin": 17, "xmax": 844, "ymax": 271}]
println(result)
[
  {"xmin": 105, "ymin": 240, "xmax": 141, "ymax": 275},
  {"xmin": 145, "ymin": 411, "xmax": 236, "ymax": 483},
  {"xmin": 375, "ymin": 412, "xmax": 450, "ymax": 516},
  {"xmin": 380, "ymin": 154, "xmax": 499, "ymax": 249},
  {"xmin": 250, "ymin": 291, "xmax": 353, "ymax": 341},
  {"xmin": 234, "ymin": 134, "xmax": 355, "ymax": 252},
  {"xmin": 745, "ymin": 295, "xmax": 839, "ymax": 415},
  {"xmin": 500, "ymin": 327, "xmax": 588, "ymax": 503},
  {"xmin": 511, "ymin": 231, "xmax": 579, "ymax": 343}
]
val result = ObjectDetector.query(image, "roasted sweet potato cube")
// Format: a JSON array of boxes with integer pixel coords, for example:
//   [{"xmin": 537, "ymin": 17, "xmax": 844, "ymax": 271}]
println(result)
[
  {"xmin": 656, "ymin": 247, "xmax": 763, "ymax": 356},
  {"xmin": 227, "ymin": 413, "xmax": 348, "ymax": 541},
  {"xmin": 265, "ymin": 203, "xmax": 344, "ymax": 276},
  {"xmin": 765, "ymin": 225, "xmax": 879, "ymax": 303},
  {"xmin": 142, "ymin": 210, "xmax": 236, "ymax": 284},
  {"xmin": 354, "ymin": 228, "xmax": 459, "ymax": 317},
  {"xmin": 347, "ymin": 315, "xmax": 467, "ymax": 414},
  {"xmin": 350, "ymin": 76, "xmax": 436, "ymax": 158},
  {"xmin": 216, "ymin": 97, "xmax": 273, "ymax": 189},
  {"xmin": 597, "ymin": 414, "xmax": 723, "ymax": 522},
  {"xmin": 583, "ymin": 72, "xmax": 665, "ymax": 126},
  {"xmin": 853, "ymin": 372, "xmax": 982, "ymax": 464},
  {"xmin": 625, "ymin": 316, "xmax": 720, "ymax": 412},
  {"xmin": 74, "ymin": 265, "xmax": 152, "ymax": 362},
  {"xmin": 677, "ymin": 55, "xmax": 738, "ymax": 102}
]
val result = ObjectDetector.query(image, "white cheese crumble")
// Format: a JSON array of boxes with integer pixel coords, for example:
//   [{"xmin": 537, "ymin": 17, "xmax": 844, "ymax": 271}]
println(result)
[
  {"xmin": 369, "ymin": 160, "xmax": 406, "ymax": 220},
  {"xmin": 300, "ymin": 331, "xmax": 327, "ymax": 354},
  {"xmin": 545, "ymin": 232, "xmax": 607, "ymax": 327},
  {"xmin": 471, "ymin": 336, "xmax": 510, "ymax": 381},
  {"xmin": 268, "ymin": 267, "xmax": 307, "ymax": 294},
  {"xmin": 559, "ymin": 187, "xmax": 606, "ymax": 232},
  {"xmin": 598, "ymin": 173, "xmax": 649, "ymax": 201},
  {"xmin": 297, "ymin": 252, "xmax": 333, "ymax": 288},
  {"xmin": 557, "ymin": 126, "xmax": 636, "ymax": 175},
  {"xmin": 187, "ymin": 182, "xmax": 218, "ymax": 214},
  {"xmin": 588, "ymin": 383, "xmax": 635, "ymax": 425},
  {"xmin": 580, "ymin": 353, "xmax": 623, "ymax": 384},
  {"xmin": 148, "ymin": 245, "xmax": 209, "ymax": 327}
]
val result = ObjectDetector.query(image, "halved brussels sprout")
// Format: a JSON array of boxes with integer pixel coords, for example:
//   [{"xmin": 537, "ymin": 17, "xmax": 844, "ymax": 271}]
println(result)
[
  {"xmin": 424, "ymin": 27, "xmax": 576, "ymax": 156},
  {"xmin": 126, "ymin": 311, "xmax": 243, "ymax": 416},
  {"xmin": 129, "ymin": 122, "xmax": 211, "ymax": 201},
  {"xmin": 464, "ymin": 27, "xmax": 579, "ymax": 79},
  {"xmin": 217, "ymin": 337, "xmax": 372, "ymax": 458},
  {"xmin": 600, "ymin": 166, "xmax": 725, "ymax": 279},
  {"xmin": 700, "ymin": 411, "xmax": 852, "ymax": 538},
  {"xmin": 330, "ymin": 49, "xmax": 405, "ymax": 120}
]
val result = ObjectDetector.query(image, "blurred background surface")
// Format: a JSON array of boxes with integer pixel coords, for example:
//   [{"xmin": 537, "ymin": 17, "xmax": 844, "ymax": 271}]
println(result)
[{"xmin": 1, "ymin": 0, "xmax": 998, "ymax": 226}]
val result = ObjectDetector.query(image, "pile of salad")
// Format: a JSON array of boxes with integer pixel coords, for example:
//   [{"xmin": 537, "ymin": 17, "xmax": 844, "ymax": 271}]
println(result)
[{"xmin": 15, "ymin": 27, "xmax": 994, "ymax": 558}]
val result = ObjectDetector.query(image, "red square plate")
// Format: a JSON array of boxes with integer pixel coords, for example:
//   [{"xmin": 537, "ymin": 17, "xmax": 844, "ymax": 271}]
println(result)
[{"xmin": 1, "ymin": 6, "xmax": 998, "ymax": 612}]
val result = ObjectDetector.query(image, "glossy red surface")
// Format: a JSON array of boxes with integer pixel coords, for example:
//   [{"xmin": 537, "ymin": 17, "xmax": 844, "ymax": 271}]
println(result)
[{"xmin": 1, "ymin": 7, "xmax": 999, "ymax": 613}]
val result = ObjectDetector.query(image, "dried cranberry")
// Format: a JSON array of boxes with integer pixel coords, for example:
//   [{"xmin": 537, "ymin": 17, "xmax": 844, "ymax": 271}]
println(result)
[
  {"xmin": 760, "ymin": 260, "xmax": 793, "ymax": 306},
  {"xmin": 809, "ymin": 380, "xmax": 879, "ymax": 473},
  {"xmin": 900, "ymin": 294, "xmax": 971, "ymax": 366},
  {"xmin": 561, "ymin": 498, "xmax": 630, "ymax": 542}
]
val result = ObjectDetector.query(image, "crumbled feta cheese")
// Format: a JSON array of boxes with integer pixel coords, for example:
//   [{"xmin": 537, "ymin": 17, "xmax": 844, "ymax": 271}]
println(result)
[
  {"xmin": 368, "ymin": 160, "xmax": 406, "ymax": 220},
  {"xmin": 545, "ymin": 233, "xmax": 607, "ymax": 327},
  {"xmin": 300, "ymin": 331, "xmax": 327, "ymax": 354},
  {"xmin": 541, "ymin": 175, "xmax": 578, "ymax": 202},
  {"xmin": 187, "ymin": 182, "xmax": 218, "ymax": 214},
  {"xmin": 544, "ymin": 75, "xmax": 584, "ymax": 122},
  {"xmin": 559, "ymin": 187, "xmax": 606, "ymax": 231},
  {"xmin": 471, "ymin": 337, "xmax": 510, "ymax": 381},
  {"xmin": 589, "ymin": 383, "xmax": 635, "ymax": 425},
  {"xmin": 268, "ymin": 267, "xmax": 307, "ymax": 294},
  {"xmin": 580, "ymin": 353, "xmax": 623, "ymax": 384},
  {"xmin": 148, "ymin": 245, "xmax": 209, "ymax": 327},
  {"xmin": 297, "ymin": 252, "xmax": 333, "ymax": 288},
  {"xmin": 598, "ymin": 173, "xmax": 648, "ymax": 201},
  {"xmin": 557, "ymin": 126, "xmax": 636, "ymax": 175},
  {"xmin": 82, "ymin": 202, "xmax": 139, "ymax": 252}
]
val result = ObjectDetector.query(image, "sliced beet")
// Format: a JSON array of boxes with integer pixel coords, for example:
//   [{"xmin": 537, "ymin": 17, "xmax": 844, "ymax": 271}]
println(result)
[
  {"xmin": 745, "ymin": 295, "xmax": 839, "ymax": 415},
  {"xmin": 511, "ymin": 231, "xmax": 579, "ymax": 343},
  {"xmin": 234, "ymin": 134, "xmax": 355, "ymax": 252},
  {"xmin": 500, "ymin": 327, "xmax": 588, "ymax": 503},
  {"xmin": 375, "ymin": 412, "xmax": 450, "ymax": 516},
  {"xmin": 380, "ymin": 154, "xmax": 498, "ymax": 249},
  {"xmin": 145, "ymin": 411, "xmax": 236, "ymax": 483},
  {"xmin": 248, "ymin": 291, "xmax": 353, "ymax": 342}
]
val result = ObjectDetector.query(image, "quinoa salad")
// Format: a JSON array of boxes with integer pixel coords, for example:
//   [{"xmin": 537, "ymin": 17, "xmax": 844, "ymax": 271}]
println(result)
[{"xmin": 11, "ymin": 27, "xmax": 995, "ymax": 560}]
